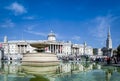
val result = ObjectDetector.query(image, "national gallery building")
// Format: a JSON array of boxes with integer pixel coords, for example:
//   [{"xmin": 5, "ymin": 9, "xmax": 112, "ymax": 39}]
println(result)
[{"xmin": 0, "ymin": 31, "xmax": 93, "ymax": 58}]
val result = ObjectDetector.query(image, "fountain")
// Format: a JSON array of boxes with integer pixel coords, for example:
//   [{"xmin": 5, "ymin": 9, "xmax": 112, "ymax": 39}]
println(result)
[{"xmin": 22, "ymin": 42, "xmax": 59, "ymax": 66}]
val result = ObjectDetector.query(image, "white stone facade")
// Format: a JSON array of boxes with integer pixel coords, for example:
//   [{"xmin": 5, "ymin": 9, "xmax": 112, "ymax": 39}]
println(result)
[
  {"xmin": 106, "ymin": 27, "xmax": 112, "ymax": 49},
  {"xmin": 2, "ymin": 40, "xmax": 36, "ymax": 54},
  {"xmin": 72, "ymin": 44, "xmax": 93, "ymax": 56},
  {"xmin": 0, "ymin": 32, "xmax": 93, "ymax": 56},
  {"xmin": 62, "ymin": 41, "xmax": 72, "ymax": 56},
  {"xmin": 47, "ymin": 31, "xmax": 56, "ymax": 41}
]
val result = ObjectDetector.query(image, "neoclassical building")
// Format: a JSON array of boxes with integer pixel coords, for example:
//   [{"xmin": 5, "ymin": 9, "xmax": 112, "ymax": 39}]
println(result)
[{"xmin": 0, "ymin": 31, "xmax": 93, "ymax": 59}]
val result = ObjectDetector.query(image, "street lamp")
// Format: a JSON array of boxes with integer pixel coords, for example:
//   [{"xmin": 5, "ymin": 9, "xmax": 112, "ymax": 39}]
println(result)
[
  {"xmin": 83, "ymin": 41, "xmax": 87, "ymax": 56},
  {"xmin": 83, "ymin": 42, "xmax": 88, "ymax": 61}
]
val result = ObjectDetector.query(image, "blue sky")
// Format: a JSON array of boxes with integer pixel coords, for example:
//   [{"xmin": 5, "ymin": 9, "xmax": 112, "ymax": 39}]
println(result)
[{"xmin": 0, "ymin": 0, "xmax": 120, "ymax": 48}]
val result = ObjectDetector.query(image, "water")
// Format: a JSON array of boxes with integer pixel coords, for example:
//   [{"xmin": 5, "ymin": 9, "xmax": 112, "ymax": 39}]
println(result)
[{"xmin": 0, "ymin": 61, "xmax": 120, "ymax": 81}]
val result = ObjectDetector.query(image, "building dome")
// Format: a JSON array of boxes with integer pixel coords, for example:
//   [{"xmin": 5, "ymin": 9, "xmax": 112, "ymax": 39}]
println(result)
[{"xmin": 47, "ymin": 31, "xmax": 56, "ymax": 41}]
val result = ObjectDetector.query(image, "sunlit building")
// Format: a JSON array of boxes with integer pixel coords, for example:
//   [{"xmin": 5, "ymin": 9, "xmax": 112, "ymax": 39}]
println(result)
[
  {"xmin": 0, "ymin": 47, "xmax": 4, "ymax": 60},
  {"xmin": 101, "ymin": 27, "xmax": 113, "ymax": 57},
  {"xmin": 0, "ymin": 31, "xmax": 93, "ymax": 59}
]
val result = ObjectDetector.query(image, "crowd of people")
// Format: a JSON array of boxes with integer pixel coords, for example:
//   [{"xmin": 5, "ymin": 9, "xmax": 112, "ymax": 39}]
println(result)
[
  {"xmin": 90, "ymin": 55, "xmax": 120, "ymax": 65},
  {"xmin": 58, "ymin": 55, "xmax": 120, "ymax": 65}
]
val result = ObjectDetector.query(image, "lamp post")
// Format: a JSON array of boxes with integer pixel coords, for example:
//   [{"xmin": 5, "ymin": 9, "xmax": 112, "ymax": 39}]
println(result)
[
  {"xmin": 83, "ymin": 42, "xmax": 88, "ymax": 61},
  {"xmin": 83, "ymin": 42, "xmax": 87, "ymax": 56}
]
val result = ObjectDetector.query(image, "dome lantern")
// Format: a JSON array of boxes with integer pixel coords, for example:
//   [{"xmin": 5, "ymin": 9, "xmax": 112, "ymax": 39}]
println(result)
[{"xmin": 47, "ymin": 31, "xmax": 56, "ymax": 41}]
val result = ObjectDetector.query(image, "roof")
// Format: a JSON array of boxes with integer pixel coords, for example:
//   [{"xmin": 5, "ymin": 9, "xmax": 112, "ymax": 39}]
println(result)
[{"xmin": 48, "ymin": 31, "xmax": 56, "ymax": 37}]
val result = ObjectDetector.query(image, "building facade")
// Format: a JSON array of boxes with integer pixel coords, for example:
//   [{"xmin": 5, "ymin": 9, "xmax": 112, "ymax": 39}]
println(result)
[
  {"xmin": 93, "ymin": 48, "xmax": 103, "ymax": 56},
  {"xmin": 0, "ymin": 47, "xmax": 4, "ymax": 60},
  {"xmin": 106, "ymin": 27, "xmax": 112, "ymax": 49},
  {"xmin": 0, "ymin": 31, "xmax": 93, "ymax": 58},
  {"xmin": 102, "ymin": 27, "xmax": 113, "ymax": 57}
]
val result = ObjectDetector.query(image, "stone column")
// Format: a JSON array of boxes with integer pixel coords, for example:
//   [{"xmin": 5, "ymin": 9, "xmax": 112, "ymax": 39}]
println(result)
[
  {"xmin": 21, "ymin": 45, "xmax": 23, "ymax": 53},
  {"xmin": 55, "ymin": 45, "xmax": 56, "ymax": 53},
  {"xmin": 77, "ymin": 48, "xmax": 78, "ymax": 54},
  {"xmin": 57, "ymin": 45, "xmax": 59, "ymax": 53},
  {"xmin": 56, "ymin": 45, "xmax": 58, "ymax": 53},
  {"xmin": 61, "ymin": 45, "xmax": 63, "ymax": 53},
  {"xmin": 74, "ymin": 48, "xmax": 75, "ymax": 54},
  {"xmin": 60, "ymin": 45, "xmax": 62, "ymax": 53},
  {"xmin": 8, "ymin": 44, "xmax": 9, "ymax": 54},
  {"xmin": 25, "ymin": 45, "xmax": 27, "ymax": 53},
  {"xmin": 73, "ymin": 48, "xmax": 74, "ymax": 54},
  {"xmin": 21, "ymin": 45, "xmax": 22, "ymax": 53},
  {"xmin": 17, "ymin": 45, "xmax": 19, "ymax": 53},
  {"xmin": 51, "ymin": 44, "xmax": 53, "ymax": 53},
  {"xmin": 55, "ymin": 44, "xmax": 56, "ymax": 53},
  {"xmin": 23, "ymin": 45, "xmax": 24, "ymax": 53},
  {"xmin": 53, "ymin": 44, "xmax": 54, "ymax": 53},
  {"xmin": 24, "ymin": 45, "xmax": 25, "ymax": 53},
  {"xmin": 49, "ymin": 44, "xmax": 51, "ymax": 53},
  {"xmin": 58, "ymin": 45, "xmax": 60, "ymax": 53},
  {"xmin": 20, "ymin": 45, "xmax": 21, "ymax": 53}
]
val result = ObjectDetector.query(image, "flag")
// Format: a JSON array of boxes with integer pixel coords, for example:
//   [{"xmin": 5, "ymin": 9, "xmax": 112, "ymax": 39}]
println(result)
[
  {"xmin": 59, "ymin": 46, "xmax": 62, "ymax": 51},
  {"xmin": 45, "ymin": 47, "xmax": 48, "ymax": 51},
  {"xmin": 0, "ymin": 43, "xmax": 2, "ymax": 48}
]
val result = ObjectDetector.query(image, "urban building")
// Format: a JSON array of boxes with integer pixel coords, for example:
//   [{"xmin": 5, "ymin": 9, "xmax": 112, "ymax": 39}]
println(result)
[
  {"xmin": 102, "ymin": 27, "xmax": 113, "ymax": 57},
  {"xmin": 93, "ymin": 48, "xmax": 103, "ymax": 56},
  {"xmin": 0, "ymin": 31, "xmax": 93, "ymax": 59},
  {"xmin": 0, "ymin": 47, "xmax": 4, "ymax": 60}
]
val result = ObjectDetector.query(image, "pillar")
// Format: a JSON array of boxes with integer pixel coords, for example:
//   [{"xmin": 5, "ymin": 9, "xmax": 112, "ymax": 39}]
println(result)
[
  {"xmin": 53, "ymin": 44, "xmax": 55, "ymax": 53},
  {"xmin": 55, "ymin": 45, "xmax": 56, "ymax": 53}
]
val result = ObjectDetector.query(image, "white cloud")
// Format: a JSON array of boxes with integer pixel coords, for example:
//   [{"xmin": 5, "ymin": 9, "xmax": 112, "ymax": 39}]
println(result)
[
  {"xmin": 72, "ymin": 35, "xmax": 81, "ymax": 41},
  {"xmin": 89, "ymin": 15, "xmax": 117, "ymax": 46},
  {"xmin": 92, "ymin": 17, "xmax": 108, "ymax": 38},
  {"xmin": 23, "ymin": 16, "xmax": 35, "ymax": 20},
  {"xmin": 0, "ymin": 19, "xmax": 15, "ymax": 28},
  {"xmin": 24, "ymin": 30, "xmax": 47, "ymax": 37},
  {"xmin": 6, "ymin": 2, "xmax": 27, "ymax": 15},
  {"xmin": 25, "ymin": 24, "xmax": 38, "ymax": 30}
]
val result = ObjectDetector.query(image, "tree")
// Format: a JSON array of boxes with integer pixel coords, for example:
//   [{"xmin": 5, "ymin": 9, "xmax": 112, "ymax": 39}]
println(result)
[
  {"xmin": 117, "ymin": 44, "xmax": 120, "ymax": 57},
  {"xmin": 101, "ymin": 47, "xmax": 107, "ymax": 56},
  {"xmin": 93, "ymin": 48, "xmax": 97, "ymax": 55},
  {"xmin": 116, "ymin": 44, "xmax": 120, "ymax": 62},
  {"xmin": 113, "ymin": 50, "xmax": 117, "ymax": 56}
]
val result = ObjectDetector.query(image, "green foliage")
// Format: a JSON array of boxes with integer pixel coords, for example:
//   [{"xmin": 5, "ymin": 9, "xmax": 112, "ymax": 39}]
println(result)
[
  {"xmin": 117, "ymin": 45, "xmax": 120, "ymax": 51},
  {"xmin": 117, "ymin": 67, "xmax": 120, "ymax": 73},
  {"xmin": 93, "ymin": 49, "xmax": 96, "ymax": 55},
  {"xmin": 117, "ymin": 44, "xmax": 120, "ymax": 56},
  {"xmin": 30, "ymin": 75, "xmax": 49, "ymax": 81}
]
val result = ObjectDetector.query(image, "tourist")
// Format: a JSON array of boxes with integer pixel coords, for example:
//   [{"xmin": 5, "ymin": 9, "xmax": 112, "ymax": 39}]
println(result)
[{"xmin": 107, "ymin": 57, "xmax": 111, "ymax": 64}]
